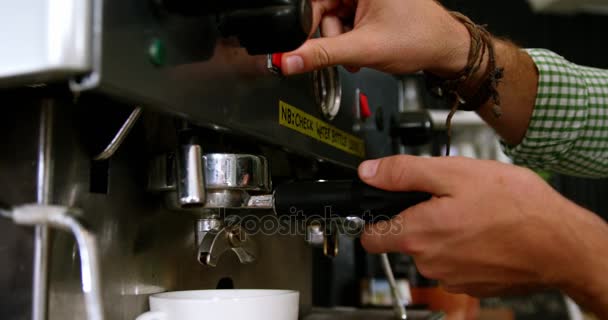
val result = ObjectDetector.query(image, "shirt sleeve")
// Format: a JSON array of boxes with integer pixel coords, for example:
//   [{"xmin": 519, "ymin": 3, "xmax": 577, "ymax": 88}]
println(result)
[{"xmin": 501, "ymin": 49, "xmax": 608, "ymax": 178}]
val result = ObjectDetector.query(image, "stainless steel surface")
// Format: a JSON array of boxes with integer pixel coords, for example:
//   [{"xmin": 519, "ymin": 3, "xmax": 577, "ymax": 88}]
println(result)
[
  {"xmin": 341, "ymin": 217, "xmax": 366, "ymax": 238},
  {"xmin": 32, "ymin": 202, "xmax": 50, "ymax": 320},
  {"xmin": 398, "ymin": 77, "xmax": 424, "ymax": 113},
  {"xmin": 93, "ymin": 107, "xmax": 143, "ymax": 161},
  {"xmin": 203, "ymin": 154, "xmax": 271, "ymax": 192},
  {"xmin": 0, "ymin": 0, "xmax": 92, "ymax": 84},
  {"xmin": 305, "ymin": 224, "xmax": 325, "ymax": 247},
  {"xmin": 150, "ymin": 153, "xmax": 272, "ymax": 209},
  {"xmin": 203, "ymin": 190, "xmax": 249, "ymax": 209},
  {"xmin": 11, "ymin": 205, "xmax": 104, "ymax": 320},
  {"xmin": 380, "ymin": 254, "xmax": 408, "ymax": 320},
  {"xmin": 93, "ymin": 1, "xmax": 406, "ymax": 169},
  {"xmin": 202, "ymin": 153, "xmax": 271, "ymax": 208},
  {"xmin": 196, "ymin": 218, "xmax": 223, "ymax": 234},
  {"xmin": 0, "ymin": 3, "xmax": 409, "ymax": 318},
  {"xmin": 69, "ymin": 0, "xmax": 103, "ymax": 92},
  {"xmin": 197, "ymin": 224, "xmax": 257, "ymax": 267},
  {"xmin": 246, "ymin": 194, "xmax": 274, "ymax": 209},
  {"xmin": 313, "ymin": 67, "xmax": 342, "ymax": 121},
  {"xmin": 303, "ymin": 308, "xmax": 445, "ymax": 320},
  {"xmin": 176, "ymin": 143, "xmax": 206, "ymax": 207},
  {"xmin": 36, "ymin": 100, "xmax": 54, "ymax": 205},
  {"xmin": 33, "ymin": 100, "xmax": 53, "ymax": 320},
  {"xmin": 1, "ymin": 104, "xmax": 314, "ymax": 320},
  {"xmin": 3, "ymin": 0, "xmax": 404, "ymax": 168}
]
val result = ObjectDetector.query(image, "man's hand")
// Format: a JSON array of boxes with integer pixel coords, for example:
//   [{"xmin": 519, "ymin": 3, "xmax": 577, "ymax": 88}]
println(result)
[
  {"xmin": 358, "ymin": 156, "xmax": 608, "ymax": 316},
  {"xmin": 284, "ymin": 0, "xmax": 539, "ymax": 146},
  {"xmin": 282, "ymin": 0, "xmax": 470, "ymax": 76}
]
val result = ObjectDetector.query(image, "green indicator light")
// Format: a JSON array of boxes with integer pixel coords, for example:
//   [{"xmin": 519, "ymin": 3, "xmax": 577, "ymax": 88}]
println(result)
[{"xmin": 148, "ymin": 38, "xmax": 167, "ymax": 67}]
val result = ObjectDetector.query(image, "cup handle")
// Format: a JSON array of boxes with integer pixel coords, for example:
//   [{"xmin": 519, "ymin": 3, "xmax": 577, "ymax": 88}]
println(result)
[{"xmin": 135, "ymin": 311, "xmax": 167, "ymax": 320}]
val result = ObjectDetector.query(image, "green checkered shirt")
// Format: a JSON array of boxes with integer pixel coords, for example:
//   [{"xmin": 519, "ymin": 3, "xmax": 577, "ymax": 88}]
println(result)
[{"xmin": 502, "ymin": 49, "xmax": 608, "ymax": 178}]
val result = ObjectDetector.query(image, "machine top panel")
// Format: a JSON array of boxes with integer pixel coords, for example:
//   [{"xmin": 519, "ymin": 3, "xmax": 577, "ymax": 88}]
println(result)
[{"xmin": 0, "ymin": 0, "xmax": 92, "ymax": 84}]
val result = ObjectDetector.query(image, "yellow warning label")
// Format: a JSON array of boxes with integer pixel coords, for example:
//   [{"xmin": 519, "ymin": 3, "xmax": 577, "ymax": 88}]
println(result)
[{"xmin": 279, "ymin": 101, "xmax": 366, "ymax": 158}]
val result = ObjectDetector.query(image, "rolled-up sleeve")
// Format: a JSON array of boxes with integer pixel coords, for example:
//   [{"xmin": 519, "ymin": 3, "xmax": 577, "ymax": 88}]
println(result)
[{"xmin": 502, "ymin": 49, "xmax": 608, "ymax": 178}]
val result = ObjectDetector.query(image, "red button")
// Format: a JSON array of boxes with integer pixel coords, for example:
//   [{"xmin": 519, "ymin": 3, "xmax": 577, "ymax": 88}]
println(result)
[
  {"xmin": 272, "ymin": 53, "xmax": 283, "ymax": 69},
  {"xmin": 359, "ymin": 92, "xmax": 372, "ymax": 120}
]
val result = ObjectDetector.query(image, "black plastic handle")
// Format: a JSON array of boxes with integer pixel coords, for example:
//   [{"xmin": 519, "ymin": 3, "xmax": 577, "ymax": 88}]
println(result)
[
  {"xmin": 158, "ymin": 0, "xmax": 313, "ymax": 55},
  {"xmin": 274, "ymin": 180, "xmax": 432, "ymax": 222},
  {"xmin": 218, "ymin": 0, "xmax": 313, "ymax": 54}
]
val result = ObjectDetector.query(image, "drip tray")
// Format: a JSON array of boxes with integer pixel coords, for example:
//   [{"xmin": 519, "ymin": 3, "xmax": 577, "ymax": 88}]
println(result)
[{"xmin": 303, "ymin": 308, "xmax": 445, "ymax": 320}]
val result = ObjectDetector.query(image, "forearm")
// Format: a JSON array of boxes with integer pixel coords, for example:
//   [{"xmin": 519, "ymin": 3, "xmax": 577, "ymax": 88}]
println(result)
[
  {"xmin": 462, "ymin": 37, "xmax": 608, "ymax": 178},
  {"xmin": 289, "ymin": 0, "xmax": 608, "ymax": 177},
  {"xmin": 500, "ymin": 48, "xmax": 608, "ymax": 177},
  {"xmin": 566, "ymin": 280, "xmax": 608, "ymax": 318},
  {"xmin": 474, "ymin": 40, "xmax": 538, "ymax": 146},
  {"xmin": 556, "ymin": 204, "xmax": 608, "ymax": 317},
  {"xmin": 471, "ymin": 43, "xmax": 608, "ymax": 313}
]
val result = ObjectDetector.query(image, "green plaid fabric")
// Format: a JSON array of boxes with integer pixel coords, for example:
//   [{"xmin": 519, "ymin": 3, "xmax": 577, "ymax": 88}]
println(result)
[{"xmin": 502, "ymin": 49, "xmax": 608, "ymax": 178}]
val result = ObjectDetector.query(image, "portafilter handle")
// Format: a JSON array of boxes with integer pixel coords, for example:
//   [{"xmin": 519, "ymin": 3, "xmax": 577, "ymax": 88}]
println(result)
[{"xmin": 272, "ymin": 180, "xmax": 432, "ymax": 223}]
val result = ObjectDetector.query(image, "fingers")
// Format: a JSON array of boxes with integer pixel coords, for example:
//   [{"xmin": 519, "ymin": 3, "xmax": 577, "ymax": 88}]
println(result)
[
  {"xmin": 360, "ymin": 214, "xmax": 409, "ymax": 254},
  {"xmin": 310, "ymin": 0, "xmax": 356, "ymax": 32},
  {"xmin": 321, "ymin": 15, "xmax": 344, "ymax": 38},
  {"xmin": 360, "ymin": 197, "xmax": 439, "ymax": 254},
  {"xmin": 282, "ymin": 31, "xmax": 365, "ymax": 75},
  {"xmin": 358, "ymin": 155, "xmax": 464, "ymax": 195},
  {"xmin": 282, "ymin": 0, "xmax": 360, "ymax": 74}
]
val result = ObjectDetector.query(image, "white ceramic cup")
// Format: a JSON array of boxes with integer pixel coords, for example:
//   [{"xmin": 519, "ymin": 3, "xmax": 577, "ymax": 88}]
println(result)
[{"xmin": 135, "ymin": 289, "xmax": 299, "ymax": 320}]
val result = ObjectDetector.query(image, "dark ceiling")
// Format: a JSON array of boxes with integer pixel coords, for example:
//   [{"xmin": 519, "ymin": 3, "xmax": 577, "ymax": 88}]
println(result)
[{"xmin": 442, "ymin": 0, "xmax": 608, "ymax": 68}]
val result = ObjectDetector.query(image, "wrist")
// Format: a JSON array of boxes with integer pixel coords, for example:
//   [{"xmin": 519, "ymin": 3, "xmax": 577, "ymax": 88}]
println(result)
[
  {"xmin": 426, "ymin": 15, "xmax": 471, "ymax": 79},
  {"xmin": 561, "ymin": 256, "xmax": 608, "ymax": 316},
  {"xmin": 425, "ymin": 13, "xmax": 503, "ymax": 112},
  {"xmin": 552, "ymin": 208, "xmax": 608, "ymax": 316}
]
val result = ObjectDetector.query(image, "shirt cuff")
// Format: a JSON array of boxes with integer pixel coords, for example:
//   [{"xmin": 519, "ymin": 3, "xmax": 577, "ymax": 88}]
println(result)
[{"xmin": 501, "ymin": 49, "xmax": 588, "ymax": 171}]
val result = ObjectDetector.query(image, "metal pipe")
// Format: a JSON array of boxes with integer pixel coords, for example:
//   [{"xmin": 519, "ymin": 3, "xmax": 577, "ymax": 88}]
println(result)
[
  {"xmin": 176, "ymin": 143, "xmax": 206, "ymax": 207},
  {"xmin": 380, "ymin": 253, "xmax": 407, "ymax": 320},
  {"xmin": 13, "ymin": 205, "xmax": 104, "ymax": 320},
  {"xmin": 93, "ymin": 107, "xmax": 142, "ymax": 161},
  {"xmin": 33, "ymin": 100, "xmax": 54, "ymax": 320}
]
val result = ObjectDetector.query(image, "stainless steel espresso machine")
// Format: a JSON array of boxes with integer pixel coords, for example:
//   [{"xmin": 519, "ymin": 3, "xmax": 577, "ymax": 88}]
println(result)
[{"xmin": 0, "ymin": 1, "xmax": 439, "ymax": 319}]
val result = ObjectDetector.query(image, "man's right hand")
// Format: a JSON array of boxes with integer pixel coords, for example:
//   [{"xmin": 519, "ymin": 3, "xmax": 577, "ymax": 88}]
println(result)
[
  {"xmin": 285, "ymin": 0, "xmax": 538, "ymax": 146},
  {"xmin": 282, "ymin": 0, "xmax": 471, "ymax": 77},
  {"xmin": 358, "ymin": 156, "xmax": 608, "ymax": 317}
]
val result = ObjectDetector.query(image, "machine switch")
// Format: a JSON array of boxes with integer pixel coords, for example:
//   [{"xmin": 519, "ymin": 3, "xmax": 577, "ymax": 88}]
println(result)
[
  {"xmin": 267, "ymin": 53, "xmax": 284, "ymax": 75},
  {"xmin": 359, "ymin": 92, "xmax": 372, "ymax": 120}
]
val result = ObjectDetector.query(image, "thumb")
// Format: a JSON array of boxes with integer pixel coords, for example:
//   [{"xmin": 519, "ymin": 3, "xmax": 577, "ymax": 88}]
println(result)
[
  {"xmin": 282, "ymin": 32, "xmax": 365, "ymax": 75},
  {"xmin": 358, "ymin": 155, "xmax": 461, "ymax": 196}
]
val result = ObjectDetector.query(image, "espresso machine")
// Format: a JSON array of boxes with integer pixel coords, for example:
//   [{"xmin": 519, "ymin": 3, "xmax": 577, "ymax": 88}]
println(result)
[{"xmin": 0, "ymin": 1, "xmax": 439, "ymax": 319}]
